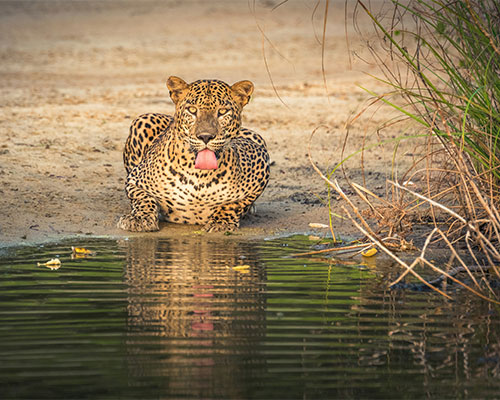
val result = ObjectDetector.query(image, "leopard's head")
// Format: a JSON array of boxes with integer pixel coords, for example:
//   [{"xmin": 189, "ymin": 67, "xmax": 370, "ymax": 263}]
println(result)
[{"xmin": 166, "ymin": 76, "xmax": 253, "ymax": 169}]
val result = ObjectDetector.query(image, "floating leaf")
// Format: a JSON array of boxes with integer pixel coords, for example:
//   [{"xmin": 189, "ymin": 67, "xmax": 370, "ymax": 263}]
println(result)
[
  {"xmin": 37, "ymin": 258, "xmax": 61, "ymax": 270},
  {"xmin": 361, "ymin": 248, "xmax": 377, "ymax": 257},
  {"xmin": 71, "ymin": 246, "xmax": 93, "ymax": 255},
  {"xmin": 71, "ymin": 246, "xmax": 94, "ymax": 259},
  {"xmin": 232, "ymin": 265, "xmax": 250, "ymax": 273}
]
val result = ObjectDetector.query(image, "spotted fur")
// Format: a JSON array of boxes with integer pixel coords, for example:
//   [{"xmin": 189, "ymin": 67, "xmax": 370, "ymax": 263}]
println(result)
[{"xmin": 117, "ymin": 76, "xmax": 270, "ymax": 233}]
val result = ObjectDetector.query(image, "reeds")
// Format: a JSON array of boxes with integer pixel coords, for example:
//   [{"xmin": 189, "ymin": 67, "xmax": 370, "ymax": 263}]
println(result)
[
  {"xmin": 356, "ymin": 0, "xmax": 500, "ymax": 184},
  {"xmin": 313, "ymin": 0, "xmax": 500, "ymax": 301}
]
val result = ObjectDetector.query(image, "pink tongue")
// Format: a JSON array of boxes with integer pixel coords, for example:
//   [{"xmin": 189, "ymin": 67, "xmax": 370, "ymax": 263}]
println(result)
[{"xmin": 195, "ymin": 149, "xmax": 218, "ymax": 170}]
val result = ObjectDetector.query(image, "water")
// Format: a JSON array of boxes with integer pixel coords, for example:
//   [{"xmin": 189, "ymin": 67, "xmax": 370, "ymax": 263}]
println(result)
[{"xmin": 0, "ymin": 235, "xmax": 499, "ymax": 399}]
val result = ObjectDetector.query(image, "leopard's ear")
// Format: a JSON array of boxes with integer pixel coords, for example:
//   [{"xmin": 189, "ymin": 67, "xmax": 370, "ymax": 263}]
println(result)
[
  {"xmin": 166, "ymin": 76, "xmax": 189, "ymax": 105},
  {"xmin": 231, "ymin": 80, "xmax": 254, "ymax": 108}
]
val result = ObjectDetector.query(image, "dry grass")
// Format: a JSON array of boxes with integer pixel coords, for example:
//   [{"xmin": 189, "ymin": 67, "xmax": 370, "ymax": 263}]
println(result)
[
  {"xmin": 304, "ymin": 0, "xmax": 500, "ymax": 302},
  {"xmin": 308, "ymin": 128, "xmax": 500, "ymax": 303}
]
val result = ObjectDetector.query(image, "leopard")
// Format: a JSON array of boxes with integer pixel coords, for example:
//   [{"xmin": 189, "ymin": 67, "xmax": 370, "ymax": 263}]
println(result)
[{"xmin": 117, "ymin": 76, "xmax": 270, "ymax": 233}]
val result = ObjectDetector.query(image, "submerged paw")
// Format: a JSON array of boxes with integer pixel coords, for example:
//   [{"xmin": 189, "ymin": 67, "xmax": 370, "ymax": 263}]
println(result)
[{"xmin": 117, "ymin": 214, "xmax": 159, "ymax": 232}]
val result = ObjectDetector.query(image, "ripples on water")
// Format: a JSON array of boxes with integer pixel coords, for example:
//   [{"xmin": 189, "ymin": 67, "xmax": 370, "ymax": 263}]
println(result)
[{"xmin": 0, "ymin": 235, "xmax": 499, "ymax": 399}]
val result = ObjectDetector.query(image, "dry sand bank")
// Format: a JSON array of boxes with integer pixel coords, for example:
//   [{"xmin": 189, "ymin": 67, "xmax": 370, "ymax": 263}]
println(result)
[{"xmin": 0, "ymin": 0, "xmax": 414, "ymax": 245}]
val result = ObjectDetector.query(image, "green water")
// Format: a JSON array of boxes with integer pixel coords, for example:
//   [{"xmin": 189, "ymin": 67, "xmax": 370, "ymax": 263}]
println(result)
[{"xmin": 0, "ymin": 235, "xmax": 499, "ymax": 399}]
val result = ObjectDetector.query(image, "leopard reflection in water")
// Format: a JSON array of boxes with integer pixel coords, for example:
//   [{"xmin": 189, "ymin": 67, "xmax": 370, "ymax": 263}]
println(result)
[{"xmin": 122, "ymin": 236, "xmax": 266, "ymax": 397}]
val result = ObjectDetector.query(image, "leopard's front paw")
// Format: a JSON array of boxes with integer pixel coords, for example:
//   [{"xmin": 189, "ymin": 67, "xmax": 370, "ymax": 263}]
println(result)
[
  {"xmin": 202, "ymin": 220, "xmax": 239, "ymax": 233},
  {"xmin": 117, "ymin": 213, "xmax": 159, "ymax": 232}
]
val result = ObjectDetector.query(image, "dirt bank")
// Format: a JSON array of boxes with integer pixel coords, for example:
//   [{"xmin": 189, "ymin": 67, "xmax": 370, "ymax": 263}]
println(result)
[{"xmin": 0, "ymin": 0, "xmax": 413, "ymax": 246}]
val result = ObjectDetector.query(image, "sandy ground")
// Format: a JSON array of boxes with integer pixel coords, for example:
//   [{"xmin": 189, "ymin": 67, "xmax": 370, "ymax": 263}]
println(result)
[{"xmin": 0, "ymin": 0, "xmax": 415, "ymax": 246}]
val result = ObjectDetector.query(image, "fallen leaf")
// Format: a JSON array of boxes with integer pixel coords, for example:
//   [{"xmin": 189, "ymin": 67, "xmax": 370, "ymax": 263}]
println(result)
[
  {"xmin": 361, "ymin": 248, "xmax": 377, "ymax": 257},
  {"xmin": 309, "ymin": 223, "xmax": 329, "ymax": 229}
]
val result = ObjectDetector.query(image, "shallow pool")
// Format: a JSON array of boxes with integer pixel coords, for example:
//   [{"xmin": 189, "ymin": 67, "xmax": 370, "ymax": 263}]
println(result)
[{"xmin": 1, "ymin": 235, "xmax": 499, "ymax": 399}]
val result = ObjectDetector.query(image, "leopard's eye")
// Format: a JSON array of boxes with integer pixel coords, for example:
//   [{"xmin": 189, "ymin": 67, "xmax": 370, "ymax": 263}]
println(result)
[
  {"xmin": 186, "ymin": 106, "xmax": 197, "ymax": 115},
  {"xmin": 218, "ymin": 108, "xmax": 229, "ymax": 116}
]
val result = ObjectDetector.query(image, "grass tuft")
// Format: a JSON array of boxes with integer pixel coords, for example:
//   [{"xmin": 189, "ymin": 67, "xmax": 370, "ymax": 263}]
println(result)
[{"xmin": 310, "ymin": 0, "xmax": 500, "ymax": 301}]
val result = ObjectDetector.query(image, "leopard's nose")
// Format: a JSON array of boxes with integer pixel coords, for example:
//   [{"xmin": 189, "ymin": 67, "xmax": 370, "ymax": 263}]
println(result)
[{"xmin": 197, "ymin": 134, "xmax": 215, "ymax": 144}]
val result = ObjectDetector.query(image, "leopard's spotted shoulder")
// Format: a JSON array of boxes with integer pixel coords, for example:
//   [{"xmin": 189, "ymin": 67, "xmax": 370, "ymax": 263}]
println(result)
[
  {"xmin": 123, "ymin": 113, "xmax": 173, "ymax": 174},
  {"xmin": 238, "ymin": 127, "xmax": 268, "ymax": 149}
]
